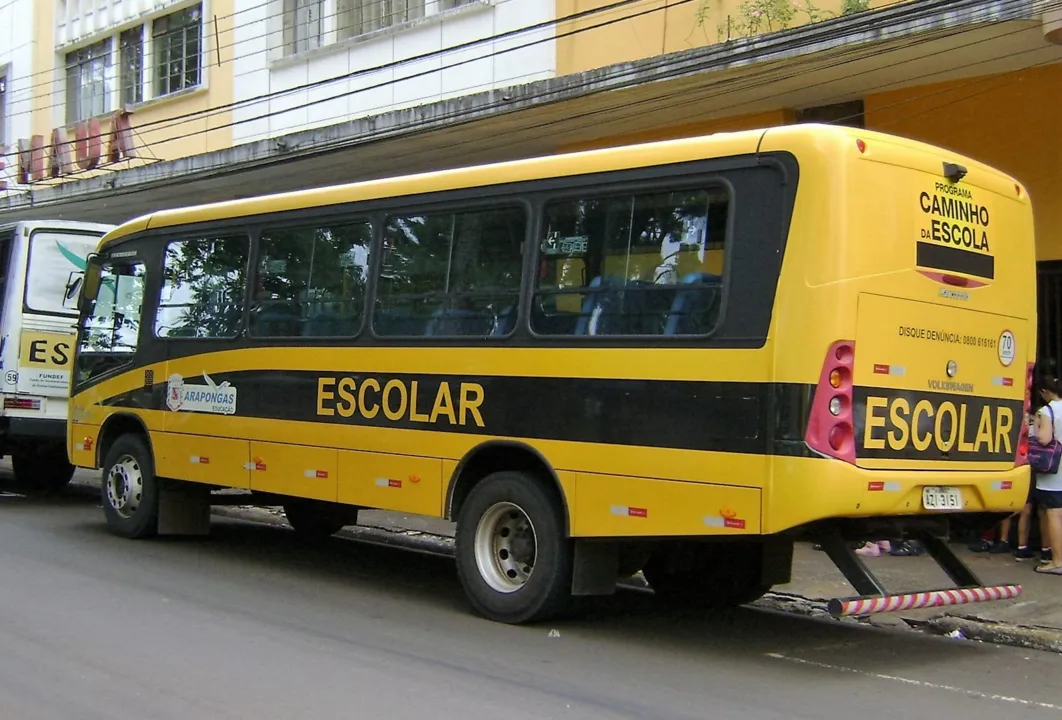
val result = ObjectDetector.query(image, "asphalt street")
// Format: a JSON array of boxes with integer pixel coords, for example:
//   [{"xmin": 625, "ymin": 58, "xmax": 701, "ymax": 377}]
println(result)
[{"xmin": 2, "ymin": 482, "xmax": 1061, "ymax": 720}]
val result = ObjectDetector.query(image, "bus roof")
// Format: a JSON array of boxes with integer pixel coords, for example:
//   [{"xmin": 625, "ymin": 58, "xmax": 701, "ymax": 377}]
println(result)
[{"xmin": 98, "ymin": 123, "xmax": 1024, "ymax": 249}]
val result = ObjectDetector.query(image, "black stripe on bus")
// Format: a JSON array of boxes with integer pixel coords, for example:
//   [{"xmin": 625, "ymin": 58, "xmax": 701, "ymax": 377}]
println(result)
[
  {"xmin": 916, "ymin": 241, "xmax": 995, "ymax": 280},
  {"xmin": 100, "ymin": 371, "xmax": 817, "ymax": 457}
]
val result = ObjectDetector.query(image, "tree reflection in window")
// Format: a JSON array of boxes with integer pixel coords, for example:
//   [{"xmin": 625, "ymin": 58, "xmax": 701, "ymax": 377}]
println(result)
[
  {"xmin": 155, "ymin": 235, "xmax": 249, "ymax": 338},
  {"xmin": 251, "ymin": 222, "xmax": 373, "ymax": 337},
  {"xmin": 532, "ymin": 188, "xmax": 729, "ymax": 336},
  {"xmin": 374, "ymin": 207, "xmax": 525, "ymax": 337},
  {"xmin": 75, "ymin": 262, "xmax": 145, "ymax": 385}
]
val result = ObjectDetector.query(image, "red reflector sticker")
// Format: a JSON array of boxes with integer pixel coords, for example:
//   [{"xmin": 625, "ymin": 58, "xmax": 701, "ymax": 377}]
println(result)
[
  {"xmin": 316, "ymin": 470, "xmax": 328, "ymax": 479},
  {"xmin": 723, "ymin": 517, "xmax": 746, "ymax": 529},
  {"xmin": 388, "ymin": 479, "xmax": 402, "ymax": 488},
  {"xmin": 1002, "ymin": 378, "xmax": 1014, "ymax": 387},
  {"xmin": 1002, "ymin": 481, "xmax": 1013, "ymax": 490},
  {"xmin": 628, "ymin": 507, "xmax": 648, "ymax": 518},
  {"xmin": 868, "ymin": 481, "xmax": 885, "ymax": 492},
  {"xmin": 873, "ymin": 364, "xmax": 890, "ymax": 375}
]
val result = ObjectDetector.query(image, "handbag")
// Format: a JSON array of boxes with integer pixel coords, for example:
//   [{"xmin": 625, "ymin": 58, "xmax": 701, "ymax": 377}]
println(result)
[{"xmin": 1028, "ymin": 404, "xmax": 1062, "ymax": 474}]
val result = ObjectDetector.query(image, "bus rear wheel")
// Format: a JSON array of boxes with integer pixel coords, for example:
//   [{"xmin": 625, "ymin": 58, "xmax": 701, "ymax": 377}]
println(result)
[
  {"xmin": 101, "ymin": 434, "xmax": 159, "ymax": 539},
  {"xmin": 11, "ymin": 451, "xmax": 75, "ymax": 493},
  {"xmin": 454, "ymin": 472, "xmax": 572, "ymax": 625},
  {"xmin": 282, "ymin": 499, "xmax": 357, "ymax": 541},
  {"xmin": 642, "ymin": 542, "xmax": 771, "ymax": 610}
]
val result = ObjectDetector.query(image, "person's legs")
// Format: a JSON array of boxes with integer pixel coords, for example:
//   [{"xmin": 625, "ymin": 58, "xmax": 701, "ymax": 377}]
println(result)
[
  {"xmin": 1034, "ymin": 508, "xmax": 1062, "ymax": 573},
  {"xmin": 1015, "ymin": 503, "xmax": 1036, "ymax": 558},
  {"xmin": 1033, "ymin": 490, "xmax": 1062, "ymax": 573}
]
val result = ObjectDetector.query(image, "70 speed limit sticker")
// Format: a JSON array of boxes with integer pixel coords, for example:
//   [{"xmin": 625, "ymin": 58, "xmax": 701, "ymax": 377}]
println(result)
[{"xmin": 998, "ymin": 330, "xmax": 1015, "ymax": 367}]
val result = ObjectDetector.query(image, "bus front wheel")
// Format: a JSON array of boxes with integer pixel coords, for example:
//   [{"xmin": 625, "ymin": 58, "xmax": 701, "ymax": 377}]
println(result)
[
  {"xmin": 455, "ymin": 472, "xmax": 573, "ymax": 625},
  {"xmin": 101, "ymin": 434, "xmax": 159, "ymax": 539}
]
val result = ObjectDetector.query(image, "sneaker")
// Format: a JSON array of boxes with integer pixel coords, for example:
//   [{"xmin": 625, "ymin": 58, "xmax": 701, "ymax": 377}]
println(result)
[
  {"xmin": 889, "ymin": 540, "xmax": 924, "ymax": 557},
  {"xmin": 1042, "ymin": 549, "xmax": 1054, "ymax": 564},
  {"xmin": 988, "ymin": 541, "xmax": 1011, "ymax": 554},
  {"xmin": 968, "ymin": 539, "xmax": 993, "ymax": 552},
  {"xmin": 855, "ymin": 542, "xmax": 882, "ymax": 557},
  {"xmin": 1014, "ymin": 546, "xmax": 1036, "ymax": 560}
]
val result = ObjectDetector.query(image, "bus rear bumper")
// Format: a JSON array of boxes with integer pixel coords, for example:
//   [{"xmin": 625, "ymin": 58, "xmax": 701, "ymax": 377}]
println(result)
[
  {"xmin": 767, "ymin": 457, "xmax": 1032, "ymax": 534},
  {"xmin": 1, "ymin": 416, "xmax": 67, "ymax": 440},
  {"xmin": 814, "ymin": 530, "xmax": 1022, "ymax": 619}
]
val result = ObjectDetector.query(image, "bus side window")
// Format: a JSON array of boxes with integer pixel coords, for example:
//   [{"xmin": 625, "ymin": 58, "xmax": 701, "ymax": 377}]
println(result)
[
  {"xmin": 75, "ymin": 262, "xmax": 147, "ymax": 386},
  {"xmin": 0, "ymin": 231, "xmax": 12, "ymax": 316},
  {"xmin": 155, "ymin": 235, "xmax": 249, "ymax": 339},
  {"xmin": 373, "ymin": 207, "xmax": 526, "ymax": 338},
  {"xmin": 531, "ymin": 187, "xmax": 729, "ymax": 337},
  {"xmin": 251, "ymin": 221, "xmax": 372, "ymax": 338}
]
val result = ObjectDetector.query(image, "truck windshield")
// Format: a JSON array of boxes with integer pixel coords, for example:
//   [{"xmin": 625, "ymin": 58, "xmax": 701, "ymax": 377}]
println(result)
[{"xmin": 25, "ymin": 230, "xmax": 102, "ymax": 315}]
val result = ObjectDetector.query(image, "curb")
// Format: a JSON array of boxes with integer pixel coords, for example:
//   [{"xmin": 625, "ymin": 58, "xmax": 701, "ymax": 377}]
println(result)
[
  {"xmin": 211, "ymin": 505, "xmax": 1062, "ymax": 653},
  {"xmin": 904, "ymin": 615, "xmax": 1062, "ymax": 654}
]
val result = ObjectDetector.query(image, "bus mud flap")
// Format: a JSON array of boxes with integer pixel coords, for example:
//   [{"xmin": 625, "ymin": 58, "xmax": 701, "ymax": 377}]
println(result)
[
  {"xmin": 158, "ymin": 481, "xmax": 211, "ymax": 536},
  {"xmin": 817, "ymin": 532, "xmax": 1022, "ymax": 619}
]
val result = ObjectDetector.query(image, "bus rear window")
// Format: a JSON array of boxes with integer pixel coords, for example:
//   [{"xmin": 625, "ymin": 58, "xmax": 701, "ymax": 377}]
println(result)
[
  {"xmin": 531, "ymin": 187, "xmax": 729, "ymax": 337},
  {"xmin": 25, "ymin": 231, "xmax": 102, "ymax": 316}
]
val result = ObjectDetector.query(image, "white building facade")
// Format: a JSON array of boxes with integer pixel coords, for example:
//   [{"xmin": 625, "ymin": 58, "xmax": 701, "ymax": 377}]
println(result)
[
  {"xmin": 0, "ymin": 0, "xmax": 37, "ymax": 195},
  {"xmin": 231, "ymin": 0, "xmax": 557, "ymax": 145}
]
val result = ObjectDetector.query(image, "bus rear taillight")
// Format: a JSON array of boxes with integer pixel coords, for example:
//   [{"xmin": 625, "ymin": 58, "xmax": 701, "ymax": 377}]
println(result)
[
  {"xmin": 805, "ymin": 340, "xmax": 856, "ymax": 463},
  {"xmin": 1016, "ymin": 362, "xmax": 1034, "ymax": 467}
]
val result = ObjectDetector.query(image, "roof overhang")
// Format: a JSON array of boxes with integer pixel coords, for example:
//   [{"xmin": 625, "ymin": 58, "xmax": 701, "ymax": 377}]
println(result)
[{"xmin": 1, "ymin": 0, "xmax": 1058, "ymax": 225}]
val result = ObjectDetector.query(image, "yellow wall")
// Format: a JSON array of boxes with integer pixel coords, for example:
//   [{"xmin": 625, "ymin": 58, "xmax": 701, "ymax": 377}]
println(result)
[
  {"xmin": 556, "ymin": 109, "xmax": 793, "ymax": 153},
  {"xmin": 31, "ymin": 0, "xmax": 55, "ymax": 136},
  {"xmin": 133, "ymin": 0, "xmax": 235, "ymax": 161},
  {"xmin": 864, "ymin": 64, "xmax": 1062, "ymax": 261},
  {"xmin": 24, "ymin": 0, "xmax": 233, "ymax": 178},
  {"xmin": 557, "ymin": 0, "xmax": 901, "ymax": 76}
]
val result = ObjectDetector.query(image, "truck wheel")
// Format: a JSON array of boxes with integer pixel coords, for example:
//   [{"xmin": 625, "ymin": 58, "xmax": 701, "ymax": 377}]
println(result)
[
  {"xmin": 12, "ymin": 452, "xmax": 75, "ymax": 493},
  {"xmin": 282, "ymin": 500, "xmax": 357, "ymax": 541},
  {"xmin": 455, "ymin": 472, "xmax": 572, "ymax": 624},
  {"xmin": 101, "ymin": 435, "xmax": 159, "ymax": 539}
]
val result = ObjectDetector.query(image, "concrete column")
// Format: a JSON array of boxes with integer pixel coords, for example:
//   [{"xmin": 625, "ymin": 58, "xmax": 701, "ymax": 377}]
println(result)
[{"xmin": 1045, "ymin": 5, "xmax": 1062, "ymax": 44}]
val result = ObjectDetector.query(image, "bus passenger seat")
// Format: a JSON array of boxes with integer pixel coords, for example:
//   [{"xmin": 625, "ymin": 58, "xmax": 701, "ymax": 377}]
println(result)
[{"xmin": 664, "ymin": 272, "xmax": 722, "ymax": 335}]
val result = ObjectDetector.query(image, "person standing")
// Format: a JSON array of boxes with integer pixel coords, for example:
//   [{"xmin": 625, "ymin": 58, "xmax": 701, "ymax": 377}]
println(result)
[{"xmin": 1031, "ymin": 376, "xmax": 1062, "ymax": 575}]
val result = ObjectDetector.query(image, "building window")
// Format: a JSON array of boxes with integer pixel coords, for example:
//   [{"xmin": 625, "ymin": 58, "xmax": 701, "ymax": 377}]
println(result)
[
  {"xmin": 0, "ymin": 72, "xmax": 6, "ymax": 147},
  {"xmin": 66, "ymin": 39, "xmax": 112, "ymax": 124},
  {"xmin": 283, "ymin": 0, "xmax": 324, "ymax": 55},
  {"xmin": 436, "ymin": 0, "xmax": 475, "ymax": 10},
  {"xmin": 337, "ymin": 0, "xmax": 426, "ymax": 40},
  {"xmin": 153, "ymin": 3, "xmax": 203, "ymax": 98},
  {"xmin": 120, "ymin": 27, "xmax": 144, "ymax": 107},
  {"xmin": 155, "ymin": 235, "xmax": 249, "ymax": 339}
]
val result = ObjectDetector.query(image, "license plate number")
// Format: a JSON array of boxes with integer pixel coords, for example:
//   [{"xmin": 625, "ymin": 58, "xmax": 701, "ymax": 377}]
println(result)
[{"xmin": 923, "ymin": 486, "xmax": 963, "ymax": 510}]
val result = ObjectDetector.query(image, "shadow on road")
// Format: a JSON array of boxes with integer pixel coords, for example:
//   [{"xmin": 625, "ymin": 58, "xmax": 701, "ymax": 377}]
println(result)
[{"xmin": 0, "ymin": 481, "xmax": 1012, "ymax": 680}]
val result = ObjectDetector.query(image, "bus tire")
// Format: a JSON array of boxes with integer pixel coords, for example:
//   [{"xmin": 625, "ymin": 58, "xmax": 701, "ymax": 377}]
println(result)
[
  {"xmin": 454, "ymin": 471, "xmax": 572, "ymax": 625},
  {"xmin": 11, "ymin": 452, "xmax": 75, "ymax": 493},
  {"xmin": 101, "ymin": 434, "xmax": 159, "ymax": 539},
  {"xmin": 282, "ymin": 500, "xmax": 356, "ymax": 541},
  {"xmin": 642, "ymin": 545, "xmax": 770, "ymax": 610}
]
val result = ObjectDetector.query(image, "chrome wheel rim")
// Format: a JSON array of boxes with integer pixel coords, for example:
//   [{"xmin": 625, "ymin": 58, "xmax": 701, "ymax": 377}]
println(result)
[
  {"xmin": 106, "ymin": 454, "xmax": 143, "ymax": 519},
  {"xmin": 474, "ymin": 502, "xmax": 537, "ymax": 593}
]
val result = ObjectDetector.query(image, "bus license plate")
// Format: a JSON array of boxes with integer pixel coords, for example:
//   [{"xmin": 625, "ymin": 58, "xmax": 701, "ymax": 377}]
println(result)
[{"xmin": 923, "ymin": 486, "xmax": 963, "ymax": 510}]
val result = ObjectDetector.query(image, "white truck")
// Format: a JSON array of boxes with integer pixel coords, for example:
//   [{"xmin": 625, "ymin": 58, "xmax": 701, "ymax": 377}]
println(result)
[{"xmin": 0, "ymin": 220, "xmax": 114, "ymax": 490}]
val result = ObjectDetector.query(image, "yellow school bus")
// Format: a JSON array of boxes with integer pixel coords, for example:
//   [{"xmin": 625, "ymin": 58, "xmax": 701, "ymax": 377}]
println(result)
[{"xmin": 68, "ymin": 124, "xmax": 1035, "ymax": 624}]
